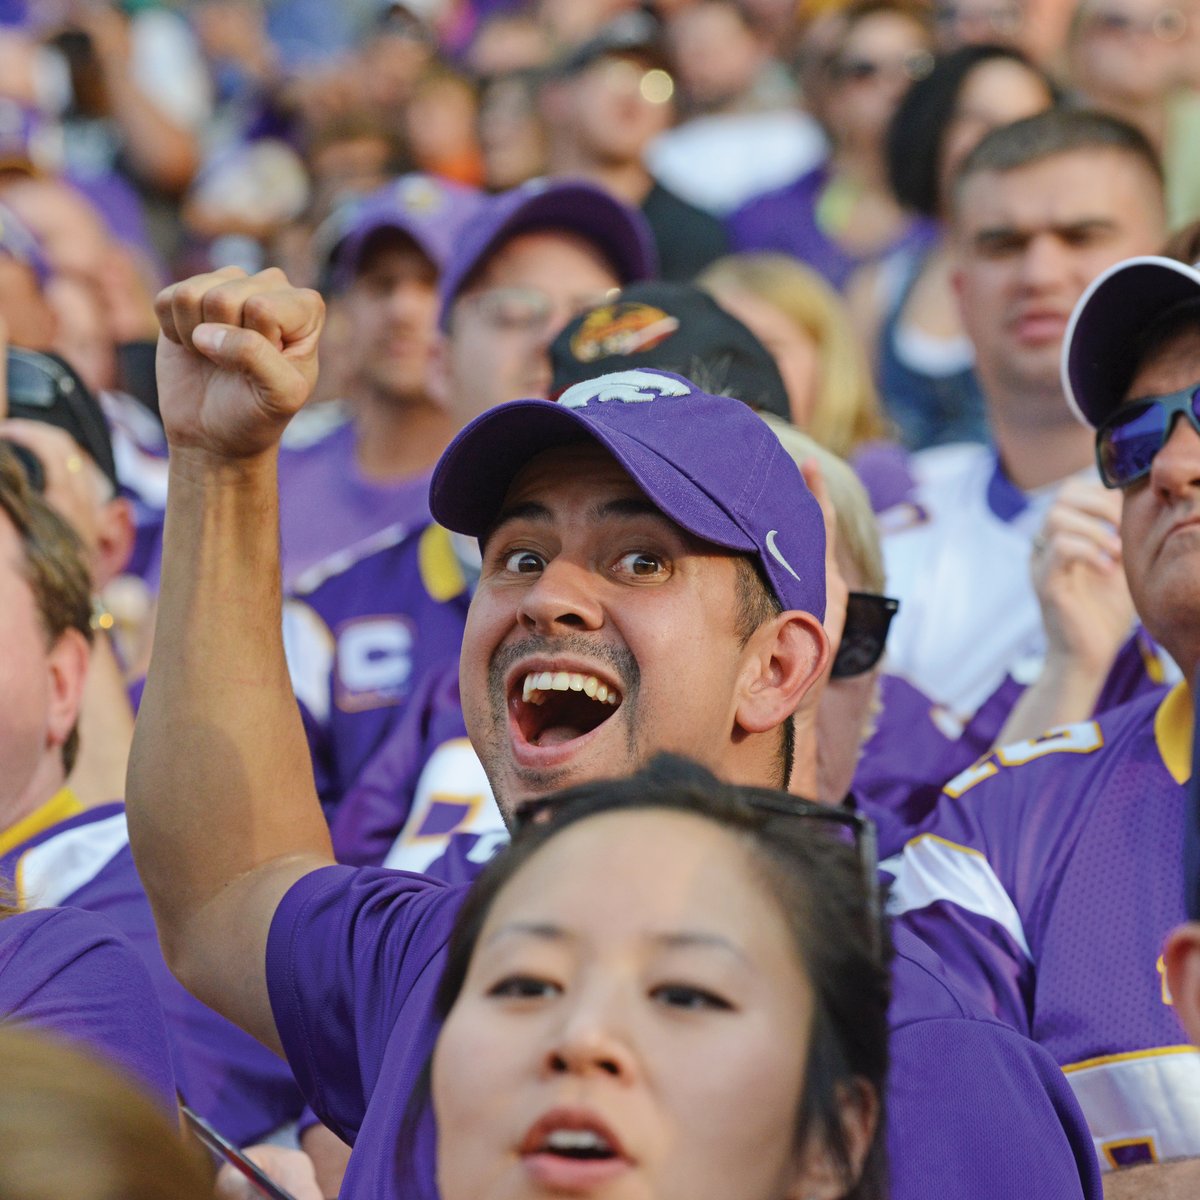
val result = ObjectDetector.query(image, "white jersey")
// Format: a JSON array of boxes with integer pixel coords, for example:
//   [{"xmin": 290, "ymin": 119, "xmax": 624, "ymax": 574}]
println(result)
[{"xmin": 881, "ymin": 444, "xmax": 1091, "ymax": 714}]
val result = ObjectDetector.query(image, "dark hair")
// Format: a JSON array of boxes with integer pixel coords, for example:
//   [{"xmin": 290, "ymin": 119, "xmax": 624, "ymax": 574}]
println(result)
[
  {"xmin": 434, "ymin": 754, "xmax": 892, "ymax": 1199},
  {"xmin": 1163, "ymin": 220, "xmax": 1200, "ymax": 267},
  {"xmin": 0, "ymin": 446, "xmax": 93, "ymax": 772},
  {"xmin": 953, "ymin": 106, "xmax": 1163, "ymax": 209},
  {"xmin": 886, "ymin": 44, "xmax": 1055, "ymax": 217}
]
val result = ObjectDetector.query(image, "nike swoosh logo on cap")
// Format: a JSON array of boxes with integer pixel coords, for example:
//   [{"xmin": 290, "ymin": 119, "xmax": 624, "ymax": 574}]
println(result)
[{"xmin": 765, "ymin": 530, "xmax": 801, "ymax": 582}]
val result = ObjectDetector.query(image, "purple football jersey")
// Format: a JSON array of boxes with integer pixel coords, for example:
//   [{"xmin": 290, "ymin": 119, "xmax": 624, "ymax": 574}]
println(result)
[
  {"xmin": 2, "ymin": 802, "xmax": 305, "ymax": 1145},
  {"xmin": 887, "ymin": 683, "xmax": 1200, "ymax": 1170},
  {"xmin": 0, "ymin": 905, "xmax": 176, "ymax": 1110},
  {"xmin": 277, "ymin": 421, "xmax": 433, "ymax": 590},
  {"xmin": 284, "ymin": 523, "xmax": 471, "ymax": 815},
  {"xmin": 267, "ymin": 863, "xmax": 1100, "ymax": 1198}
]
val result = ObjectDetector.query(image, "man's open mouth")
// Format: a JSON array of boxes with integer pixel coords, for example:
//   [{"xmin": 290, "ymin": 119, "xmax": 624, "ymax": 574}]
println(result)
[{"xmin": 510, "ymin": 670, "xmax": 623, "ymax": 748}]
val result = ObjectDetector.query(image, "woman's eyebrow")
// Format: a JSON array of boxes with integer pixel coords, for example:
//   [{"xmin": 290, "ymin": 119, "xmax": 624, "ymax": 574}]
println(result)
[
  {"xmin": 650, "ymin": 930, "xmax": 752, "ymax": 966},
  {"xmin": 482, "ymin": 920, "xmax": 570, "ymax": 948}
]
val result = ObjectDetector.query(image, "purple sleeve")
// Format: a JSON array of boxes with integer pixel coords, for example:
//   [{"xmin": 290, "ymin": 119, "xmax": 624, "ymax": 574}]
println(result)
[
  {"xmin": 888, "ymin": 1019, "xmax": 1101, "ymax": 1199},
  {"xmin": 265, "ymin": 865, "xmax": 464, "ymax": 1143},
  {"xmin": 887, "ymin": 928, "xmax": 1101, "ymax": 1199},
  {"xmin": 0, "ymin": 907, "xmax": 177, "ymax": 1111}
]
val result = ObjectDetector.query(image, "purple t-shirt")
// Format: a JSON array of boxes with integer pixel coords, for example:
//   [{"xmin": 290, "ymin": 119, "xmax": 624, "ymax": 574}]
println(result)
[
  {"xmin": 727, "ymin": 163, "xmax": 938, "ymax": 291},
  {"xmin": 2, "ymin": 804, "xmax": 304, "ymax": 1145},
  {"xmin": 0, "ymin": 905, "xmax": 176, "ymax": 1111},
  {"xmin": 267, "ymin": 863, "xmax": 1100, "ymax": 1199},
  {"xmin": 277, "ymin": 421, "xmax": 432, "ymax": 590}
]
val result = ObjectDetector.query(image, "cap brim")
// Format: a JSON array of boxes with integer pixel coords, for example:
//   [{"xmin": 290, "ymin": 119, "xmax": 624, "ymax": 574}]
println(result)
[
  {"xmin": 429, "ymin": 398, "xmax": 753, "ymax": 553},
  {"xmin": 438, "ymin": 185, "xmax": 655, "ymax": 327},
  {"xmin": 330, "ymin": 216, "xmax": 438, "ymax": 290},
  {"xmin": 1064, "ymin": 256, "xmax": 1200, "ymax": 427}
]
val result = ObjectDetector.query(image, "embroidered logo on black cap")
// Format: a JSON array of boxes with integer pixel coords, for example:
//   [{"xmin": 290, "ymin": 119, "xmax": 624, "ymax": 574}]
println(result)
[{"xmin": 569, "ymin": 302, "xmax": 681, "ymax": 362}]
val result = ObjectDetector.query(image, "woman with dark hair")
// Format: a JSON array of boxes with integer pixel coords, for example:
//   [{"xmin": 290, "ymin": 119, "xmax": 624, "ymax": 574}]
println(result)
[
  {"xmin": 847, "ymin": 44, "xmax": 1055, "ymax": 449},
  {"xmin": 729, "ymin": 0, "xmax": 939, "ymax": 291},
  {"xmin": 425, "ymin": 754, "xmax": 890, "ymax": 1200}
]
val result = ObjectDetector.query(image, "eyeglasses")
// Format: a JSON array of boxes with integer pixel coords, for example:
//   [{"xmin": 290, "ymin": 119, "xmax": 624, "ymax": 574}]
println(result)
[
  {"xmin": 1082, "ymin": 7, "xmax": 1186, "ymax": 40},
  {"xmin": 829, "ymin": 50, "xmax": 933, "ymax": 85},
  {"xmin": 1094, "ymin": 383, "xmax": 1200, "ymax": 488},
  {"xmin": 933, "ymin": 0, "xmax": 1023, "ymax": 35},
  {"xmin": 461, "ymin": 286, "xmax": 620, "ymax": 337},
  {"xmin": 831, "ymin": 592, "xmax": 900, "ymax": 679},
  {"xmin": 7, "ymin": 347, "xmax": 82, "ymax": 411},
  {"xmin": 515, "ymin": 790, "xmax": 883, "ymax": 955}
]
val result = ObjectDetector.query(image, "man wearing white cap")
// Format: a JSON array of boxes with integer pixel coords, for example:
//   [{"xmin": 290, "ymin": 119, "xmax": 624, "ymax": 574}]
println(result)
[{"xmin": 887, "ymin": 250, "xmax": 1200, "ymax": 1196}]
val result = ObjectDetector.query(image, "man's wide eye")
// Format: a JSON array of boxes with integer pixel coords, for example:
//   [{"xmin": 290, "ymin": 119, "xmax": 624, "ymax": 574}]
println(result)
[
  {"xmin": 616, "ymin": 551, "xmax": 666, "ymax": 577},
  {"xmin": 505, "ymin": 550, "xmax": 545, "ymax": 574}
]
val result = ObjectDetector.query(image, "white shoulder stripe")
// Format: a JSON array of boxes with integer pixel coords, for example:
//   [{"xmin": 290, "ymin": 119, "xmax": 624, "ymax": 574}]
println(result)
[
  {"xmin": 17, "ymin": 813, "xmax": 131, "ymax": 909},
  {"xmin": 885, "ymin": 834, "xmax": 1032, "ymax": 959}
]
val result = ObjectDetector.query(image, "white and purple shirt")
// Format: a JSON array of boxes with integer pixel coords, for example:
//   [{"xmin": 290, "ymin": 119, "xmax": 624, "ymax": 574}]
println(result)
[
  {"xmin": 887, "ymin": 684, "xmax": 1200, "ymax": 1170},
  {"xmin": 1, "ymin": 796, "xmax": 305, "ymax": 1145}
]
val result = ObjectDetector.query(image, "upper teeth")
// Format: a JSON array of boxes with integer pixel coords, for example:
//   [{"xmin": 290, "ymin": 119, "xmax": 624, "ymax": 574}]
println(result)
[
  {"xmin": 544, "ymin": 1129, "xmax": 612, "ymax": 1152},
  {"xmin": 521, "ymin": 672, "xmax": 620, "ymax": 706}
]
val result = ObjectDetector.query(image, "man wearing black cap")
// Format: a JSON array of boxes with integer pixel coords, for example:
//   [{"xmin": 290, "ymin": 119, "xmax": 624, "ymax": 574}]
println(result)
[
  {"xmin": 888, "ymin": 252, "xmax": 1200, "ymax": 1195},
  {"xmin": 538, "ymin": 11, "xmax": 728, "ymax": 281}
]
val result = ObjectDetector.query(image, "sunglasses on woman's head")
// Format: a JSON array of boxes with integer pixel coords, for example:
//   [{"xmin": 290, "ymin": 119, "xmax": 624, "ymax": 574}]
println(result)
[
  {"xmin": 514, "ymin": 790, "xmax": 883, "ymax": 956},
  {"xmin": 1095, "ymin": 383, "xmax": 1200, "ymax": 488},
  {"xmin": 831, "ymin": 592, "xmax": 900, "ymax": 679}
]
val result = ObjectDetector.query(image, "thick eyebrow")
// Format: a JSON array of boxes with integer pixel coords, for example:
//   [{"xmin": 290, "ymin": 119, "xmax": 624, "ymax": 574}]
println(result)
[
  {"xmin": 483, "ymin": 920, "xmax": 570, "ymax": 949},
  {"xmin": 972, "ymin": 217, "xmax": 1118, "ymax": 251},
  {"xmin": 482, "ymin": 501, "xmax": 553, "ymax": 553}
]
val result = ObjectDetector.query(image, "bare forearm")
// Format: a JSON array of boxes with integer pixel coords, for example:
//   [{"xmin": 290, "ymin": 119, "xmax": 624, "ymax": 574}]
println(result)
[
  {"xmin": 102, "ymin": 70, "xmax": 199, "ymax": 192},
  {"xmin": 1104, "ymin": 1158, "xmax": 1200, "ymax": 1197},
  {"xmin": 127, "ymin": 449, "xmax": 331, "ymax": 952}
]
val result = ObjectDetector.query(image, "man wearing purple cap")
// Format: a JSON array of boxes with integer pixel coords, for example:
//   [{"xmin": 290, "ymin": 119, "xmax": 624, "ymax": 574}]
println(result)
[
  {"xmin": 282, "ymin": 177, "xmax": 655, "ymax": 815},
  {"xmin": 275, "ymin": 175, "xmax": 482, "ymax": 586},
  {"xmin": 888, "ymin": 252, "xmax": 1200, "ymax": 1195},
  {"xmin": 128, "ymin": 267, "xmax": 1101, "ymax": 1199}
]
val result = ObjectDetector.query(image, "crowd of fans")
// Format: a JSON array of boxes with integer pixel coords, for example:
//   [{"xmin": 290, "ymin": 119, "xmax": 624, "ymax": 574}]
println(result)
[{"xmin": 1, "ymin": 0, "xmax": 1200, "ymax": 1197}]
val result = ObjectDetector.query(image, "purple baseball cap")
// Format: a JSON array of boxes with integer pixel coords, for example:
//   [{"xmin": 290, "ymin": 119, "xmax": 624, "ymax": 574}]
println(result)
[
  {"xmin": 437, "ymin": 177, "xmax": 657, "ymax": 329},
  {"xmin": 324, "ymin": 174, "xmax": 483, "ymax": 291},
  {"xmin": 429, "ymin": 368, "xmax": 826, "ymax": 618},
  {"xmin": 1064, "ymin": 254, "xmax": 1200, "ymax": 428}
]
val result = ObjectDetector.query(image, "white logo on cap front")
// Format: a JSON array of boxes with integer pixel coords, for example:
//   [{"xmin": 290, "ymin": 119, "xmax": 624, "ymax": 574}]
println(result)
[
  {"xmin": 558, "ymin": 369, "xmax": 691, "ymax": 410},
  {"xmin": 765, "ymin": 530, "xmax": 801, "ymax": 582}
]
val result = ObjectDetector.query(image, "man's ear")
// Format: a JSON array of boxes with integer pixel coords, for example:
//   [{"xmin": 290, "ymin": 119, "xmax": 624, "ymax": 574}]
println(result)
[
  {"xmin": 1164, "ymin": 923, "xmax": 1200, "ymax": 1046},
  {"xmin": 786, "ymin": 1078, "xmax": 879, "ymax": 1200},
  {"xmin": 93, "ymin": 496, "xmax": 135, "ymax": 589},
  {"xmin": 735, "ymin": 610, "xmax": 830, "ymax": 737},
  {"xmin": 45, "ymin": 626, "xmax": 90, "ymax": 758}
]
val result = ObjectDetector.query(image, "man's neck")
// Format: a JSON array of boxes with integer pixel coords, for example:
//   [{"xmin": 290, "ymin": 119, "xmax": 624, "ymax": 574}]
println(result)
[
  {"xmin": 0, "ymin": 769, "xmax": 70, "ymax": 850},
  {"xmin": 547, "ymin": 155, "xmax": 653, "ymax": 208},
  {"xmin": 352, "ymin": 395, "xmax": 455, "ymax": 483},
  {"xmin": 988, "ymin": 402, "xmax": 1096, "ymax": 492}
]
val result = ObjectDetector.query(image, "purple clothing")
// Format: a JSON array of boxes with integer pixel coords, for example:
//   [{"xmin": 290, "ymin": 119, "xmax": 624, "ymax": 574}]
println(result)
[
  {"xmin": 330, "ymin": 658, "xmax": 469, "ymax": 866},
  {"xmin": 285, "ymin": 523, "xmax": 471, "ymax": 815},
  {"xmin": 887, "ymin": 684, "xmax": 1200, "ymax": 1168},
  {"xmin": 888, "ymin": 925, "xmax": 1100, "ymax": 1200},
  {"xmin": 268, "ymin": 863, "xmax": 1100, "ymax": 1199},
  {"xmin": 860, "ymin": 631, "xmax": 1170, "ymax": 859},
  {"xmin": 277, "ymin": 422, "xmax": 433, "ymax": 590},
  {"xmin": 727, "ymin": 163, "xmax": 938, "ymax": 291},
  {"xmin": 2, "ymin": 805, "xmax": 304, "ymax": 1145},
  {"xmin": 0, "ymin": 906, "xmax": 176, "ymax": 1111}
]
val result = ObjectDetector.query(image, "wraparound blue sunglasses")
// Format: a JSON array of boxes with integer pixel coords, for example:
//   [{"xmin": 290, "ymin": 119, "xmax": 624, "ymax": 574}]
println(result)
[{"xmin": 1096, "ymin": 383, "xmax": 1200, "ymax": 488}]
